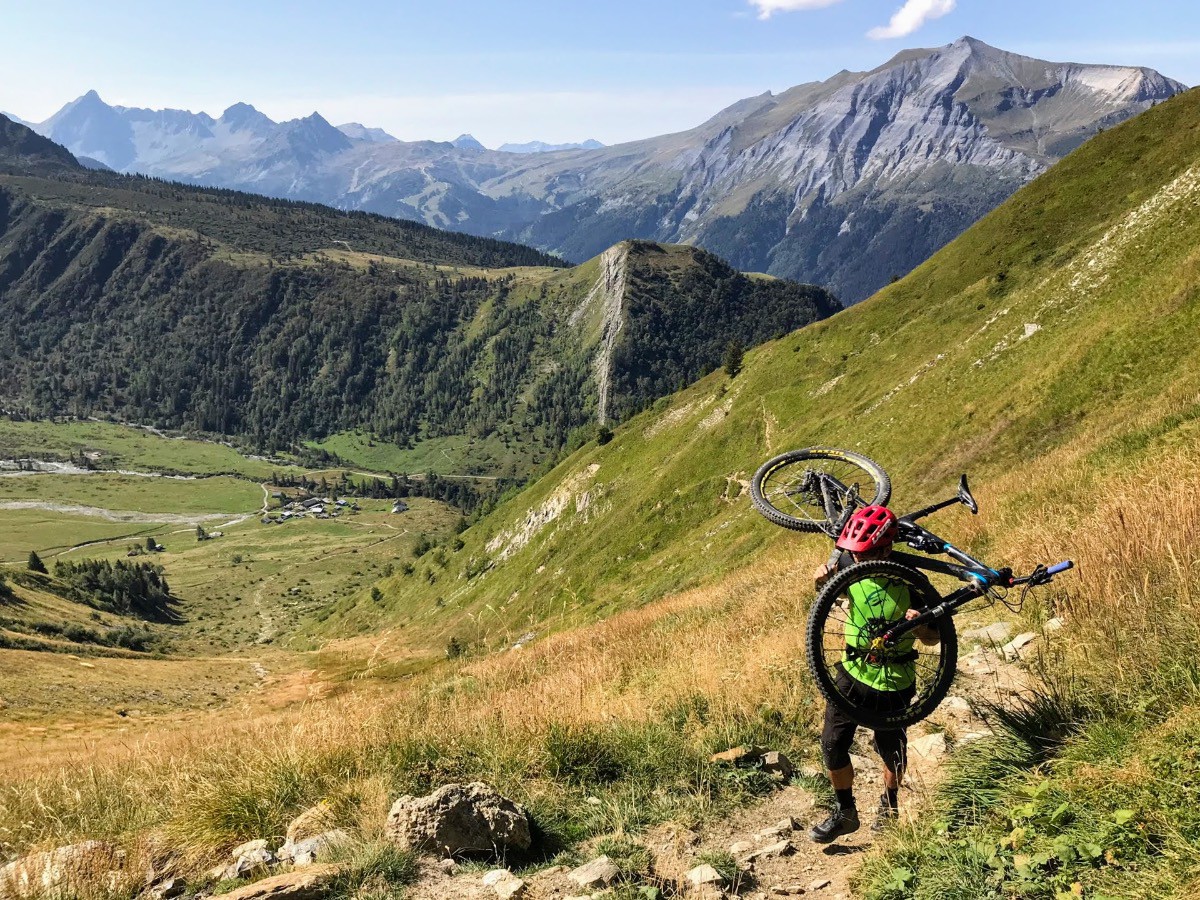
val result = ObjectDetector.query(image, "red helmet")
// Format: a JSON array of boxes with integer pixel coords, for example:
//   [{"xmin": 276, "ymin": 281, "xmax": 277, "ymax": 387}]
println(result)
[{"xmin": 837, "ymin": 505, "xmax": 899, "ymax": 553}]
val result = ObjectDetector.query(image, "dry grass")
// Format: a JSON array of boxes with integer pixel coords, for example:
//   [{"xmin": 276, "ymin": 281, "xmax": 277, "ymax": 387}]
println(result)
[
  {"xmin": 6, "ymin": 439, "xmax": 1200, "ymax": 897},
  {"xmin": 0, "ymin": 540, "xmax": 826, "ymax": 869}
]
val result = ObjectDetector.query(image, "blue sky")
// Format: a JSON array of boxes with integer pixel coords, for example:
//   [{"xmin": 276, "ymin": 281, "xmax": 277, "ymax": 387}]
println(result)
[{"xmin": 1, "ymin": 1, "xmax": 1196, "ymax": 147}]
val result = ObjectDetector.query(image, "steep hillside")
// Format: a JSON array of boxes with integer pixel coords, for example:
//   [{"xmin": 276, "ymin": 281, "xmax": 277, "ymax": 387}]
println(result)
[
  {"xmin": 324, "ymin": 87, "xmax": 1200, "ymax": 657},
  {"xmin": 20, "ymin": 40, "xmax": 1185, "ymax": 302},
  {"xmin": 0, "ymin": 115, "xmax": 80, "ymax": 173},
  {"xmin": 0, "ymin": 142, "xmax": 837, "ymax": 473}
]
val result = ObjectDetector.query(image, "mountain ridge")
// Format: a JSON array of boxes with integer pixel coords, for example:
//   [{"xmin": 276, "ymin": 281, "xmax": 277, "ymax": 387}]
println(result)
[
  {"xmin": 0, "ymin": 119, "xmax": 837, "ymax": 471},
  {"xmin": 13, "ymin": 38, "xmax": 1187, "ymax": 303}
]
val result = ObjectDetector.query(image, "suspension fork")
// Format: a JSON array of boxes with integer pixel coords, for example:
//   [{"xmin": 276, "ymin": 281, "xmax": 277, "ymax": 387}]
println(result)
[{"xmin": 876, "ymin": 586, "xmax": 979, "ymax": 646}]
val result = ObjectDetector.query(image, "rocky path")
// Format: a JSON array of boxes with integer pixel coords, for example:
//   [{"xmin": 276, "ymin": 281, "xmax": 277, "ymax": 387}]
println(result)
[{"xmin": 404, "ymin": 637, "xmax": 1032, "ymax": 900}]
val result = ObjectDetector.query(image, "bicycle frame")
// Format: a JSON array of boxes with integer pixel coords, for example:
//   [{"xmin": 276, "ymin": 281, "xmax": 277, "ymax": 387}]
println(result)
[{"xmin": 813, "ymin": 469, "xmax": 1069, "ymax": 648}]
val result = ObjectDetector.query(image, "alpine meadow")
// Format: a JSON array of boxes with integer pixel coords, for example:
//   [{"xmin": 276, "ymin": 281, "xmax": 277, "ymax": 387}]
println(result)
[{"xmin": 1, "ymin": 18, "xmax": 1199, "ymax": 900}]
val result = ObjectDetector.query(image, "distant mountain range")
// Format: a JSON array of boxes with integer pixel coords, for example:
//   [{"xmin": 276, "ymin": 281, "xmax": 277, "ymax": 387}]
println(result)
[
  {"xmin": 15, "ymin": 37, "xmax": 1186, "ymax": 303},
  {"xmin": 498, "ymin": 139, "xmax": 606, "ymax": 153}
]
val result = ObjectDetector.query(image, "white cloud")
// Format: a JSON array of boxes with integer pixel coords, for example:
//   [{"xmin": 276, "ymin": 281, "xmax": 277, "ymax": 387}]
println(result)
[
  {"xmin": 867, "ymin": 0, "xmax": 957, "ymax": 40},
  {"xmin": 749, "ymin": 0, "xmax": 846, "ymax": 20}
]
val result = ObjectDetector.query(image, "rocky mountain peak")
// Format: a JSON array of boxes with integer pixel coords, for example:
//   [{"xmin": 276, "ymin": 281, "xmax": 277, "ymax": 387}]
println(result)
[
  {"xmin": 338, "ymin": 122, "xmax": 397, "ymax": 143},
  {"xmin": 274, "ymin": 112, "xmax": 352, "ymax": 158},
  {"xmin": 452, "ymin": 133, "xmax": 486, "ymax": 150},
  {"xmin": 38, "ymin": 90, "xmax": 134, "ymax": 170},
  {"xmin": 220, "ymin": 102, "xmax": 276, "ymax": 135}
]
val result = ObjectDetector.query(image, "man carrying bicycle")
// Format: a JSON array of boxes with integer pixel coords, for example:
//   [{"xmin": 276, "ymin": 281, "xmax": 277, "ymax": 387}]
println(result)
[{"xmin": 808, "ymin": 505, "xmax": 939, "ymax": 843}]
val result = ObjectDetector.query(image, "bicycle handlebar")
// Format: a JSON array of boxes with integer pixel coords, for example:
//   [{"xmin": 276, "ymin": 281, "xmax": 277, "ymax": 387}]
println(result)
[{"xmin": 1006, "ymin": 559, "xmax": 1074, "ymax": 587}]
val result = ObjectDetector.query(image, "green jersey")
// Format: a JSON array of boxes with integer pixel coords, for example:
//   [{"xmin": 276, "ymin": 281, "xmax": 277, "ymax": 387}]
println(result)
[{"xmin": 842, "ymin": 575, "xmax": 918, "ymax": 692}]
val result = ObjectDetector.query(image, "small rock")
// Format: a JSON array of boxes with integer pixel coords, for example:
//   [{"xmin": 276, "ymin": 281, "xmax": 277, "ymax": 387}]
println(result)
[
  {"xmin": 585, "ymin": 796, "xmax": 603, "ymax": 805},
  {"xmin": 847, "ymin": 753, "xmax": 877, "ymax": 772},
  {"xmin": 285, "ymin": 801, "xmax": 337, "ymax": 843},
  {"xmin": 567, "ymin": 856, "xmax": 620, "ymax": 890},
  {"xmin": 276, "ymin": 829, "xmax": 349, "ymax": 866},
  {"xmin": 729, "ymin": 841, "xmax": 755, "ymax": 855},
  {"xmin": 483, "ymin": 868, "xmax": 527, "ymax": 899},
  {"xmin": 686, "ymin": 863, "xmax": 726, "ymax": 888},
  {"xmin": 141, "ymin": 877, "xmax": 186, "ymax": 900},
  {"xmin": 754, "ymin": 817, "xmax": 800, "ymax": 841},
  {"xmin": 769, "ymin": 885, "xmax": 806, "ymax": 896},
  {"xmin": 1002, "ymin": 632, "xmax": 1038, "ymax": 660},
  {"xmin": 216, "ymin": 863, "xmax": 344, "ymax": 900},
  {"xmin": 939, "ymin": 696, "xmax": 971, "ymax": 714},
  {"xmin": 964, "ymin": 622, "xmax": 1012, "ymax": 644},
  {"xmin": 909, "ymin": 732, "xmax": 948, "ymax": 762},
  {"xmin": 760, "ymin": 751, "xmax": 794, "ymax": 779},
  {"xmin": 230, "ymin": 839, "xmax": 270, "ymax": 859},
  {"xmin": 710, "ymin": 746, "xmax": 764, "ymax": 766},
  {"xmin": 438, "ymin": 858, "xmax": 458, "ymax": 875},
  {"xmin": 385, "ymin": 782, "xmax": 531, "ymax": 857},
  {"xmin": 495, "ymin": 878, "xmax": 527, "ymax": 900},
  {"xmin": 745, "ymin": 840, "xmax": 795, "ymax": 862},
  {"xmin": 1043, "ymin": 617, "xmax": 1065, "ymax": 633},
  {"xmin": 807, "ymin": 877, "xmax": 831, "ymax": 892}
]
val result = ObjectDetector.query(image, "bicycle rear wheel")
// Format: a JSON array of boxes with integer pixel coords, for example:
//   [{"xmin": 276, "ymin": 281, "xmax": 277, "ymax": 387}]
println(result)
[
  {"xmin": 806, "ymin": 559, "xmax": 957, "ymax": 730},
  {"xmin": 751, "ymin": 447, "xmax": 891, "ymax": 534}
]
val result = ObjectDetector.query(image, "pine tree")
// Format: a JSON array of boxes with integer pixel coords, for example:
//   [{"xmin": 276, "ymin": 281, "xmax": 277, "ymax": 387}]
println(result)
[
  {"xmin": 723, "ymin": 339, "xmax": 745, "ymax": 378},
  {"xmin": 27, "ymin": 551, "xmax": 47, "ymax": 574}
]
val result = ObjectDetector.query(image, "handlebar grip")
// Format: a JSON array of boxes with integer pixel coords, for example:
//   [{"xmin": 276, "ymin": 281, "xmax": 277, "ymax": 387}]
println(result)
[{"xmin": 1046, "ymin": 560, "xmax": 1074, "ymax": 576}]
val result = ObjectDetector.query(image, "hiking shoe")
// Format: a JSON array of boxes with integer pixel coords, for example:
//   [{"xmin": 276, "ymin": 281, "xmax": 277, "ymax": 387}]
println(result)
[
  {"xmin": 871, "ymin": 794, "xmax": 900, "ymax": 833},
  {"xmin": 808, "ymin": 804, "xmax": 860, "ymax": 843}
]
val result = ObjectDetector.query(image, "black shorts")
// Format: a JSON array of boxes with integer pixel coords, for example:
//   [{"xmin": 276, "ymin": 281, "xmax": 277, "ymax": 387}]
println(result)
[{"xmin": 820, "ymin": 664, "xmax": 913, "ymax": 772}]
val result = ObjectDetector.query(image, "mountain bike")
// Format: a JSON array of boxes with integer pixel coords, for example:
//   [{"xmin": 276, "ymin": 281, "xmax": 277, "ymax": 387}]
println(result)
[{"xmin": 750, "ymin": 447, "xmax": 1074, "ymax": 730}]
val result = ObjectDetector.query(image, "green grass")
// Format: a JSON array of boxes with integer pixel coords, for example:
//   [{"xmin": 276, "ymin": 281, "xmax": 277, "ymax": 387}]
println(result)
[
  {"xmin": 308, "ymin": 430, "xmax": 524, "ymax": 478},
  {"xmin": 46, "ymin": 497, "xmax": 459, "ymax": 656},
  {"xmin": 0, "ymin": 508, "xmax": 163, "ymax": 561},
  {"xmin": 859, "ymin": 703, "xmax": 1200, "ymax": 900},
  {"xmin": 0, "ymin": 417, "xmax": 289, "ymax": 479},
  {"xmin": 0, "ymin": 473, "xmax": 264, "ymax": 519}
]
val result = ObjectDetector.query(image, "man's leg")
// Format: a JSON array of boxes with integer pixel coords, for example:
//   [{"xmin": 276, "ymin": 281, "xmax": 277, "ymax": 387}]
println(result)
[
  {"xmin": 871, "ymin": 727, "xmax": 907, "ymax": 830},
  {"xmin": 811, "ymin": 684, "xmax": 862, "ymax": 843}
]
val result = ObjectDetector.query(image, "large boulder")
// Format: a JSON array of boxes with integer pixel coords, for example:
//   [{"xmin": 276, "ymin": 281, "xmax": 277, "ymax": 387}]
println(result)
[{"xmin": 385, "ymin": 782, "xmax": 531, "ymax": 857}]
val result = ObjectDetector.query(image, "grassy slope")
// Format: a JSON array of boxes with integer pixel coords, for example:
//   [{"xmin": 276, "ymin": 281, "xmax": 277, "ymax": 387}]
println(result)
[
  {"xmin": 322, "ymin": 89, "xmax": 1200, "ymax": 657},
  {"xmin": 0, "ymin": 417, "xmax": 292, "ymax": 479}
]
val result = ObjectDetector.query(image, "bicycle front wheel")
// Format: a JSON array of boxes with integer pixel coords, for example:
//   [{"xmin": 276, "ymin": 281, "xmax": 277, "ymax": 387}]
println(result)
[
  {"xmin": 751, "ymin": 447, "xmax": 891, "ymax": 534},
  {"xmin": 806, "ymin": 559, "xmax": 958, "ymax": 730}
]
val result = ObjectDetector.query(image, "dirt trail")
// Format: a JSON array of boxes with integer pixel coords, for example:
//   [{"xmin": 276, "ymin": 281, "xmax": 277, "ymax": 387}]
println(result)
[{"xmin": 408, "ymin": 643, "xmax": 1029, "ymax": 900}]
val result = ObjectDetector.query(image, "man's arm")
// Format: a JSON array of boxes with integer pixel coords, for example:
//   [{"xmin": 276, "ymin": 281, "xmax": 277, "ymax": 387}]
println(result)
[
  {"xmin": 814, "ymin": 550, "xmax": 850, "ymax": 590},
  {"xmin": 903, "ymin": 608, "xmax": 941, "ymax": 644}
]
